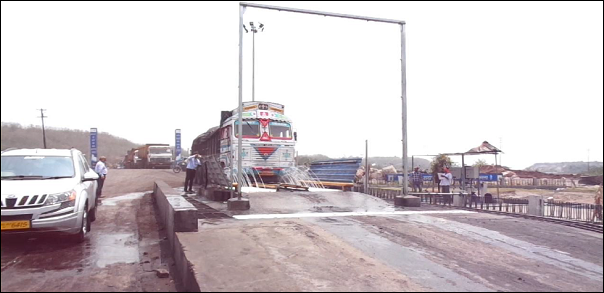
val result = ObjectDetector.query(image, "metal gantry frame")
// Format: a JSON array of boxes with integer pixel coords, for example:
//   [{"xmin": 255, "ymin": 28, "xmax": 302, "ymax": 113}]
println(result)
[{"xmin": 237, "ymin": 2, "xmax": 408, "ymax": 199}]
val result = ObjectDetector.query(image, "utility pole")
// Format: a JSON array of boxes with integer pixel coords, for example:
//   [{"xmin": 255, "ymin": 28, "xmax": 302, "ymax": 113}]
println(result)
[
  {"xmin": 243, "ymin": 21, "xmax": 264, "ymax": 102},
  {"xmin": 37, "ymin": 109, "xmax": 48, "ymax": 149},
  {"xmin": 499, "ymin": 137, "xmax": 503, "ymax": 168},
  {"xmin": 587, "ymin": 149, "xmax": 590, "ymax": 174}
]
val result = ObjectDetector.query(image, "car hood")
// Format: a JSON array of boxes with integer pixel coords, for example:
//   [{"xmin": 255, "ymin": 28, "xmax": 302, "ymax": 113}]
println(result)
[{"xmin": 1, "ymin": 177, "xmax": 79, "ymax": 196}]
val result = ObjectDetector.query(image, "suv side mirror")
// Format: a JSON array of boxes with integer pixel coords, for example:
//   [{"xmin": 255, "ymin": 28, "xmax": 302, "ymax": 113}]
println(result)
[{"xmin": 83, "ymin": 171, "xmax": 99, "ymax": 182}]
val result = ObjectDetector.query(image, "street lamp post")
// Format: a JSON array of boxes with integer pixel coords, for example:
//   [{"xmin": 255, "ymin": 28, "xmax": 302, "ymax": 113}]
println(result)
[{"xmin": 243, "ymin": 22, "xmax": 264, "ymax": 102}]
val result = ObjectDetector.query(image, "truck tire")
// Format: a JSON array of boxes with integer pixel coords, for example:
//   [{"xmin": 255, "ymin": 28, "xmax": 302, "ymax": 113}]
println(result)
[{"xmin": 200, "ymin": 163, "xmax": 208, "ymax": 189}]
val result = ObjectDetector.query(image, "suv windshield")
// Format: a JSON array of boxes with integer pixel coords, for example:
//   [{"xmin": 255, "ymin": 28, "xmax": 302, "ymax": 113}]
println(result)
[
  {"xmin": 149, "ymin": 147, "xmax": 171, "ymax": 155},
  {"xmin": 1, "ymin": 156, "xmax": 75, "ymax": 179}
]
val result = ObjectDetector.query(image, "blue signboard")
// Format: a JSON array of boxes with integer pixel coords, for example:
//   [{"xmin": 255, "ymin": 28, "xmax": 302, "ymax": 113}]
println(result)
[
  {"xmin": 90, "ymin": 128, "xmax": 98, "ymax": 167},
  {"xmin": 175, "ymin": 129, "xmax": 182, "ymax": 161},
  {"xmin": 479, "ymin": 174, "xmax": 499, "ymax": 182},
  {"xmin": 386, "ymin": 174, "xmax": 434, "ymax": 182},
  {"xmin": 386, "ymin": 173, "xmax": 498, "ymax": 182}
]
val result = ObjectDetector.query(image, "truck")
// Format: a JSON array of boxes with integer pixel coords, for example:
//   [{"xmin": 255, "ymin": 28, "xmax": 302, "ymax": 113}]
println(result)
[
  {"xmin": 123, "ymin": 148, "xmax": 140, "ymax": 169},
  {"xmin": 192, "ymin": 101, "xmax": 296, "ymax": 185},
  {"xmin": 124, "ymin": 144, "xmax": 173, "ymax": 169}
]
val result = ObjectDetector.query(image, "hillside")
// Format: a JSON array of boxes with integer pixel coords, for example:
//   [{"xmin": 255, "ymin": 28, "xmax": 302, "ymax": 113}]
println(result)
[
  {"xmin": 1, "ymin": 122, "xmax": 139, "ymax": 166},
  {"xmin": 525, "ymin": 161, "xmax": 603, "ymax": 175}
]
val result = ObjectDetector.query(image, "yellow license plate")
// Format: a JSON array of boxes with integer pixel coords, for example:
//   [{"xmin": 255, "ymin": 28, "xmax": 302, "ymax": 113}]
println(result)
[{"xmin": 1, "ymin": 221, "xmax": 31, "ymax": 231}]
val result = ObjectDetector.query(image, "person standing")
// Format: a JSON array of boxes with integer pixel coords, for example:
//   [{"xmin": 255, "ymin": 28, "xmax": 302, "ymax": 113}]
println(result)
[
  {"xmin": 440, "ymin": 167, "xmax": 453, "ymax": 204},
  {"xmin": 439, "ymin": 167, "xmax": 453, "ymax": 193},
  {"xmin": 593, "ymin": 183, "xmax": 603, "ymax": 222},
  {"xmin": 185, "ymin": 153, "xmax": 201, "ymax": 194},
  {"xmin": 95, "ymin": 156, "xmax": 108, "ymax": 197},
  {"xmin": 411, "ymin": 167, "xmax": 423, "ymax": 193}
]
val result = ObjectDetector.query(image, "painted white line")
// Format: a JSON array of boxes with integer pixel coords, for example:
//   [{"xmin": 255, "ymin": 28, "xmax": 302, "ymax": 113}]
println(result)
[{"xmin": 233, "ymin": 210, "xmax": 476, "ymax": 220}]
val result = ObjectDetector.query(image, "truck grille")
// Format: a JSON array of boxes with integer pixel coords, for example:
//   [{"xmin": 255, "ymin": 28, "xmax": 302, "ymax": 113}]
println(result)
[
  {"xmin": 151, "ymin": 158, "xmax": 171, "ymax": 163},
  {"xmin": 1, "ymin": 194, "xmax": 47, "ymax": 209}
]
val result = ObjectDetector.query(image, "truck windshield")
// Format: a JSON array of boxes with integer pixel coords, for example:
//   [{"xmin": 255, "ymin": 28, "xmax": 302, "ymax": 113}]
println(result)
[
  {"xmin": 235, "ymin": 121, "xmax": 260, "ymax": 138},
  {"xmin": 150, "ymin": 147, "xmax": 171, "ymax": 155},
  {"xmin": 269, "ymin": 122, "xmax": 292, "ymax": 139},
  {"xmin": 1, "ymin": 156, "xmax": 75, "ymax": 179}
]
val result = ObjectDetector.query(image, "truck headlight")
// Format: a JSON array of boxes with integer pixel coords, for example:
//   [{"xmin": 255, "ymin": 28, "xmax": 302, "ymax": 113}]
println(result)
[{"xmin": 44, "ymin": 190, "xmax": 77, "ymax": 206}]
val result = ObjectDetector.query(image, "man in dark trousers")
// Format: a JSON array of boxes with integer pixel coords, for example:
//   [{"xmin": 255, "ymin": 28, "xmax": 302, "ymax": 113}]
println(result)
[
  {"xmin": 184, "ymin": 153, "xmax": 201, "ymax": 194},
  {"xmin": 94, "ymin": 156, "xmax": 108, "ymax": 197},
  {"xmin": 411, "ymin": 167, "xmax": 423, "ymax": 193}
]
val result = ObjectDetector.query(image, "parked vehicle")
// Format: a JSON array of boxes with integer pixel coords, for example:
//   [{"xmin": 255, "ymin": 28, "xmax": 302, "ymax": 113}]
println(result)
[
  {"xmin": 124, "ymin": 144, "xmax": 173, "ymax": 169},
  {"xmin": 192, "ymin": 101, "xmax": 297, "ymax": 185},
  {"xmin": 172, "ymin": 159, "xmax": 187, "ymax": 174},
  {"xmin": 1, "ymin": 148, "xmax": 99, "ymax": 243}
]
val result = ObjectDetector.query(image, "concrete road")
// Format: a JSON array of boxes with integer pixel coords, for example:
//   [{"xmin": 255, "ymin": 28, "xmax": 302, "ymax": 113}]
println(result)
[
  {"xmin": 181, "ymin": 189, "xmax": 603, "ymax": 292},
  {"xmin": 1, "ymin": 170, "xmax": 184, "ymax": 292}
]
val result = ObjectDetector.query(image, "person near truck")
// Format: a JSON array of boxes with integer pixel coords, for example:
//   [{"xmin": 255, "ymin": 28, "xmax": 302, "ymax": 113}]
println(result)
[
  {"xmin": 95, "ymin": 156, "xmax": 108, "ymax": 197},
  {"xmin": 184, "ymin": 153, "xmax": 202, "ymax": 194},
  {"xmin": 411, "ymin": 167, "xmax": 423, "ymax": 193}
]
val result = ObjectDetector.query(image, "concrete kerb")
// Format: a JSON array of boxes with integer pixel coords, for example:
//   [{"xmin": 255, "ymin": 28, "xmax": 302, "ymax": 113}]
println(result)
[{"xmin": 153, "ymin": 181, "xmax": 200, "ymax": 292}]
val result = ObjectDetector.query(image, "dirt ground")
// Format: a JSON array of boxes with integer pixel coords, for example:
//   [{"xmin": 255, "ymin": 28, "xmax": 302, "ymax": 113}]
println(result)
[
  {"xmin": 491, "ymin": 185, "xmax": 600, "ymax": 204},
  {"xmin": 1, "ymin": 170, "xmax": 182, "ymax": 292},
  {"xmin": 102, "ymin": 169, "xmax": 185, "ymax": 197}
]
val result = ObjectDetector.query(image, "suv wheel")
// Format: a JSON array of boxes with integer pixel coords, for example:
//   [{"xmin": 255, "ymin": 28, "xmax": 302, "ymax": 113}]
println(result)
[
  {"xmin": 71, "ymin": 204, "xmax": 90, "ymax": 243},
  {"xmin": 90, "ymin": 205, "xmax": 97, "ymax": 223}
]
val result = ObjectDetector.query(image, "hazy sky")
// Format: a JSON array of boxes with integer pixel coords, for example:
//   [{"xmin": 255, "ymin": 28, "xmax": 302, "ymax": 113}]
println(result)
[{"xmin": 2, "ymin": 1, "xmax": 602, "ymax": 169}]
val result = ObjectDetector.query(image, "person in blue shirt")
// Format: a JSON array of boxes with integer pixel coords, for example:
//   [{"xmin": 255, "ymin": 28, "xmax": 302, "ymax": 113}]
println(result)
[{"xmin": 184, "ymin": 153, "xmax": 201, "ymax": 194}]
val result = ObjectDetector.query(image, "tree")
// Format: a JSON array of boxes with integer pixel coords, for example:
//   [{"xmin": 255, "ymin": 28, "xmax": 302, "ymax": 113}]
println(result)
[
  {"xmin": 430, "ymin": 154, "xmax": 453, "ymax": 175},
  {"xmin": 473, "ymin": 159, "xmax": 488, "ymax": 168}
]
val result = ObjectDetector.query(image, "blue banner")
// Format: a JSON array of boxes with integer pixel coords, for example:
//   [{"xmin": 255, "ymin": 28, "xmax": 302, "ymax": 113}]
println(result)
[
  {"xmin": 386, "ymin": 174, "xmax": 434, "ymax": 182},
  {"xmin": 479, "ymin": 174, "xmax": 499, "ymax": 182},
  {"xmin": 90, "ymin": 128, "xmax": 98, "ymax": 167},
  {"xmin": 386, "ymin": 173, "xmax": 499, "ymax": 182},
  {"xmin": 175, "ymin": 129, "xmax": 182, "ymax": 161}
]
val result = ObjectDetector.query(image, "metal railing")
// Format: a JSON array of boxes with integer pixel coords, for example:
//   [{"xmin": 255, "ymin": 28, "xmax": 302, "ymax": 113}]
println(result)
[
  {"xmin": 418, "ymin": 193, "xmax": 454, "ymax": 206},
  {"xmin": 356, "ymin": 186, "xmax": 602, "ymax": 224},
  {"xmin": 543, "ymin": 200, "xmax": 602, "ymax": 223},
  {"xmin": 464, "ymin": 197, "xmax": 530, "ymax": 214}
]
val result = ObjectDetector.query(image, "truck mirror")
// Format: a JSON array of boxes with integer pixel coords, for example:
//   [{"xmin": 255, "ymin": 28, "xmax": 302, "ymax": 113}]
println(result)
[{"xmin": 294, "ymin": 132, "xmax": 298, "ymax": 141}]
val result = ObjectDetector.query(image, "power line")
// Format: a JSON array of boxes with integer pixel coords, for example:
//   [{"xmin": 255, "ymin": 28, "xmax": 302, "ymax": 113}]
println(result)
[{"xmin": 37, "ymin": 109, "xmax": 48, "ymax": 149}]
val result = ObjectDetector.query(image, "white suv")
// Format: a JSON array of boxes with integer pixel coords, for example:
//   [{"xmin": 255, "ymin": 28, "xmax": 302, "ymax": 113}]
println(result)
[{"xmin": 1, "ymin": 148, "xmax": 99, "ymax": 242}]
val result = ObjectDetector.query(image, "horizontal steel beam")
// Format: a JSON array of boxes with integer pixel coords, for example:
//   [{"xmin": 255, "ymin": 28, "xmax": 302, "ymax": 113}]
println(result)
[{"xmin": 240, "ymin": 2, "xmax": 405, "ymax": 25}]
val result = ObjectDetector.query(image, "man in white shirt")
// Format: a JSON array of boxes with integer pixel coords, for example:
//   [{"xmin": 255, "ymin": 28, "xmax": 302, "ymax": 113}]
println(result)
[
  {"xmin": 95, "ymin": 156, "xmax": 108, "ymax": 197},
  {"xmin": 439, "ymin": 167, "xmax": 453, "ymax": 193},
  {"xmin": 439, "ymin": 167, "xmax": 453, "ymax": 205},
  {"xmin": 185, "ymin": 153, "xmax": 202, "ymax": 194}
]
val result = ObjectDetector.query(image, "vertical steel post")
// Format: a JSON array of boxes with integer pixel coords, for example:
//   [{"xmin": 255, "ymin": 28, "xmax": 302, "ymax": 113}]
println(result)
[
  {"xmin": 462, "ymin": 154, "xmax": 466, "ymax": 191},
  {"xmin": 365, "ymin": 140, "xmax": 369, "ymax": 194},
  {"xmin": 252, "ymin": 31, "xmax": 255, "ymax": 102},
  {"xmin": 412, "ymin": 156, "xmax": 415, "ymax": 171},
  {"xmin": 495, "ymin": 153, "xmax": 500, "ymax": 200},
  {"xmin": 237, "ymin": 4, "xmax": 244, "ymax": 198},
  {"xmin": 401, "ymin": 23, "xmax": 408, "ymax": 197}
]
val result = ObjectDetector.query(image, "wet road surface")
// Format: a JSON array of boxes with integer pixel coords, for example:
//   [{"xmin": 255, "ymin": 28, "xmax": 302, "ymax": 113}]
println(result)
[
  {"xmin": 1, "ymin": 192, "xmax": 176, "ymax": 292},
  {"xmin": 181, "ymin": 189, "xmax": 603, "ymax": 292}
]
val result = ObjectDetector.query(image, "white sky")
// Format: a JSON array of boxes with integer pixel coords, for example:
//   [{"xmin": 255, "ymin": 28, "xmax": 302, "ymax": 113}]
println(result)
[{"xmin": 1, "ymin": 1, "xmax": 602, "ymax": 169}]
